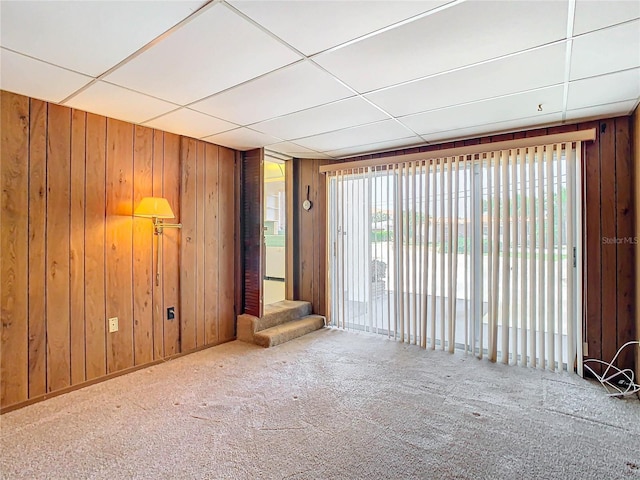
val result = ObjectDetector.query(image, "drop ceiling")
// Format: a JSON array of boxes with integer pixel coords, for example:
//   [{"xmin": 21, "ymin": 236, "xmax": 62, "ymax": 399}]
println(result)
[{"xmin": 1, "ymin": 0, "xmax": 638, "ymax": 159}]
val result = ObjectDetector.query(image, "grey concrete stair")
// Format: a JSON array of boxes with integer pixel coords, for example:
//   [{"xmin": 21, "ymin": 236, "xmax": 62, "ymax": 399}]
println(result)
[
  {"xmin": 237, "ymin": 300, "xmax": 325, "ymax": 347},
  {"xmin": 254, "ymin": 315, "xmax": 326, "ymax": 348}
]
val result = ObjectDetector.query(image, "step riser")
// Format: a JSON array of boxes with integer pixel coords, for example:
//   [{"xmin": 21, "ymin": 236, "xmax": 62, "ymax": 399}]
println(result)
[
  {"xmin": 254, "ymin": 316, "xmax": 325, "ymax": 348},
  {"xmin": 256, "ymin": 302, "xmax": 311, "ymax": 331}
]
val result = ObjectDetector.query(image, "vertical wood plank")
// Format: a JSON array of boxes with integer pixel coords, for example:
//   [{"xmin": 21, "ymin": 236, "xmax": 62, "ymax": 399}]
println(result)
[
  {"xmin": 312, "ymin": 160, "xmax": 320, "ymax": 312},
  {"xmin": 581, "ymin": 121, "xmax": 602, "ymax": 371},
  {"xmin": 133, "ymin": 125, "xmax": 154, "ymax": 366},
  {"xmin": 600, "ymin": 119, "xmax": 618, "ymax": 368},
  {"xmin": 204, "ymin": 143, "xmax": 219, "ymax": 345},
  {"xmin": 180, "ymin": 137, "xmax": 197, "ymax": 351},
  {"xmin": 105, "ymin": 118, "xmax": 134, "ymax": 374},
  {"xmin": 70, "ymin": 109, "xmax": 86, "ymax": 385},
  {"xmin": 46, "ymin": 103, "xmax": 71, "ymax": 392},
  {"xmin": 614, "ymin": 117, "xmax": 634, "ymax": 369},
  {"xmin": 316, "ymin": 160, "xmax": 329, "ymax": 317},
  {"xmin": 285, "ymin": 159, "xmax": 295, "ymax": 300},
  {"xmin": 234, "ymin": 151, "xmax": 243, "ymax": 326},
  {"xmin": 152, "ymin": 131, "xmax": 164, "ymax": 360},
  {"xmin": 634, "ymin": 108, "xmax": 640, "ymax": 381},
  {"xmin": 28, "ymin": 98, "xmax": 47, "ymax": 398},
  {"xmin": 84, "ymin": 113, "xmax": 107, "ymax": 380},
  {"xmin": 219, "ymin": 146, "xmax": 236, "ymax": 341},
  {"xmin": 163, "ymin": 133, "xmax": 181, "ymax": 356},
  {"xmin": 299, "ymin": 160, "xmax": 315, "ymax": 308},
  {"xmin": 0, "ymin": 91, "xmax": 29, "ymax": 406},
  {"xmin": 196, "ymin": 141, "xmax": 206, "ymax": 347}
]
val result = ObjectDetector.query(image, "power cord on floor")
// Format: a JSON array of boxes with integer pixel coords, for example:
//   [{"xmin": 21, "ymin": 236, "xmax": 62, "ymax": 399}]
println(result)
[{"xmin": 584, "ymin": 341, "xmax": 640, "ymax": 399}]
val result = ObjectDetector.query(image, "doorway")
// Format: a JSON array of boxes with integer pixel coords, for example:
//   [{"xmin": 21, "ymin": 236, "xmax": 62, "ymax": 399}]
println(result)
[{"xmin": 263, "ymin": 156, "xmax": 286, "ymax": 305}]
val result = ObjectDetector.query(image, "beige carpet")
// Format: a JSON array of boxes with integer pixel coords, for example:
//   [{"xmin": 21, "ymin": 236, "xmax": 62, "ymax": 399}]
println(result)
[{"xmin": 1, "ymin": 329, "xmax": 639, "ymax": 479}]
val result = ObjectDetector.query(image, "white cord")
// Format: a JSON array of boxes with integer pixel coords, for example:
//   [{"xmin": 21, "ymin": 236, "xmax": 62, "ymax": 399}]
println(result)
[{"xmin": 583, "ymin": 341, "xmax": 640, "ymax": 398}]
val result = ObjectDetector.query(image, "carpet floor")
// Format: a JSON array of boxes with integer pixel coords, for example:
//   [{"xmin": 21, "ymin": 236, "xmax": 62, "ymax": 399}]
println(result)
[{"xmin": 1, "ymin": 328, "xmax": 639, "ymax": 480}]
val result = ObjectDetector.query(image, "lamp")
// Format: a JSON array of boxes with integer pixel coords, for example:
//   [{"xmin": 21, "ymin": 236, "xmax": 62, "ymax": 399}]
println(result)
[
  {"xmin": 134, "ymin": 197, "xmax": 182, "ymax": 287},
  {"xmin": 134, "ymin": 197, "xmax": 182, "ymax": 235}
]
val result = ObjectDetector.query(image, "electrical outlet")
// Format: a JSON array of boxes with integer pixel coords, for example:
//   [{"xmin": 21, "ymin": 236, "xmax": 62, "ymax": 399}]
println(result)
[
  {"xmin": 108, "ymin": 317, "xmax": 119, "ymax": 333},
  {"xmin": 167, "ymin": 307, "xmax": 175, "ymax": 320}
]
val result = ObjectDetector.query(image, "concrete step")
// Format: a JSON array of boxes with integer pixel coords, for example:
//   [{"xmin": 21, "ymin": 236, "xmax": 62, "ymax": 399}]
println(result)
[{"xmin": 253, "ymin": 315, "xmax": 326, "ymax": 348}]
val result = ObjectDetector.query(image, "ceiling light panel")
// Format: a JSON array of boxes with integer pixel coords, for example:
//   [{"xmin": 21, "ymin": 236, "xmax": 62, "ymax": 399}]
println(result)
[
  {"xmin": 573, "ymin": 0, "xmax": 640, "ymax": 36},
  {"xmin": 251, "ymin": 97, "xmax": 389, "ymax": 140},
  {"xmin": 565, "ymin": 99, "xmax": 638, "ymax": 122},
  {"xmin": 228, "ymin": 1, "xmax": 449, "ymax": 56},
  {"xmin": 294, "ymin": 119, "xmax": 416, "ymax": 152},
  {"xmin": 190, "ymin": 61, "xmax": 353, "ymax": 125},
  {"xmin": 64, "ymin": 81, "xmax": 177, "ymax": 124},
  {"xmin": 0, "ymin": 49, "xmax": 92, "ymax": 103},
  {"xmin": 420, "ymin": 112, "xmax": 563, "ymax": 144},
  {"xmin": 400, "ymin": 85, "xmax": 564, "ymax": 135},
  {"xmin": 325, "ymin": 136, "xmax": 426, "ymax": 159},
  {"xmin": 0, "ymin": 1, "xmax": 205, "ymax": 77},
  {"xmin": 203, "ymin": 128, "xmax": 282, "ymax": 151},
  {"xmin": 314, "ymin": 0, "xmax": 568, "ymax": 93},
  {"xmin": 567, "ymin": 68, "xmax": 640, "ymax": 111},
  {"xmin": 570, "ymin": 20, "xmax": 640, "ymax": 81},
  {"xmin": 366, "ymin": 43, "xmax": 566, "ymax": 117},
  {"xmin": 105, "ymin": 4, "xmax": 301, "ymax": 105},
  {"xmin": 143, "ymin": 108, "xmax": 236, "ymax": 139}
]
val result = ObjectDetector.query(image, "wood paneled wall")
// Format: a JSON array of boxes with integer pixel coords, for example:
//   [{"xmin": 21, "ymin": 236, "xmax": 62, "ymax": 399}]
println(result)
[
  {"xmin": 289, "ymin": 159, "xmax": 330, "ymax": 316},
  {"xmin": 298, "ymin": 116, "xmax": 635, "ymax": 371},
  {"xmin": 583, "ymin": 118, "xmax": 635, "ymax": 373},
  {"xmin": 1, "ymin": 90, "xmax": 239, "ymax": 411},
  {"xmin": 180, "ymin": 138, "xmax": 237, "ymax": 349},
  {"xmin": 633, "ymin": 106, "xmax": 640, "ymax": 381}
]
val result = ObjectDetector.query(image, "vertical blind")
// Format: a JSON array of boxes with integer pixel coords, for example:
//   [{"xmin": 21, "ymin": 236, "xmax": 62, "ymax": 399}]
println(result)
[{"xmin": 327, "ymin": 142, "xmax": 583, "ymax": 373}]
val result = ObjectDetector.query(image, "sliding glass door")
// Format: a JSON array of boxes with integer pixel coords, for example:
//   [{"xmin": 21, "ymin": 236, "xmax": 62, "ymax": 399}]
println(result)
[{"xmin": 327, "ymin": 143, "xmax": 583, "ymax": 373}]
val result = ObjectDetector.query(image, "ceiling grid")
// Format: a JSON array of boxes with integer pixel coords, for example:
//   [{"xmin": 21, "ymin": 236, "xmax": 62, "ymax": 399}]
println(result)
[{"xmin": 1, "ymin": 0, "xmax": 638, "ymax": 158}]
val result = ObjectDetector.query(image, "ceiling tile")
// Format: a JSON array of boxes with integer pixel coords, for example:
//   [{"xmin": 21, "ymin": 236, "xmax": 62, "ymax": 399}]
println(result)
[
  {"xmin": 143, "ymin": 108, "xmax": 236, "ymax": 138},
  {"xmin": 293, "ymin": 120, "xmax": 417, "ymax": 152},
  {"xmin": 0, "ymin": 1, "xmax": 205, "ymax": 76},
  {"xmin": 105, "ymin": 4, "xmax": 301, "ymax": 105},
  {"xmin": 570, "ymin": 20, "xmax": 640, "ymax": 80},
  {"xmin": 325, "ymin": 137, "xmax": 426, "ymax": 159},
  {"xmin": 366, "ymin": 43, "xmax": 567, "ymax": 117},
  {"xmin": 399, "ymin": 86, "xmax": 565, "ymax": 135},
  {"xmin": 228, "ymin": 1, "xmax": 449, "ymax": 56},
  {"xmin": 64, "ymin": 81, "xmax": 177, "ymax": 124},
  {"xmin": 203, "ymin": 128, "xmax": 281, "ymax": 151},
  {"xmin": 251, "ymin": 97, "xmax": 389, "ymax": 140},
  {"xmin": 0, "ymin": 48, "xmax": 92, "ymax": 103},
  {"xmin": 420, "ymin": 112, "xmax": 563, "ymax": 144},
  {"xmin": 573, "ymin": 0, "xmax": 639, "ymax": 36},
  {"xmin": 565, "ymin": 99, "xmax": 638, "ymax": 122},
  {"xmin": 568, "ymin": 68, "xmax": 640, "ymax": 111},
  {"xmin": 314, "ymin": 1, "xmax": 568, "ymax": 93},
  {"xmin": 190, "ymin": 61, "xmax": 353, "ymax": 125},
  {"xmin": 265, "ymin": 141, "xmax": 318, "ymax": 156}
]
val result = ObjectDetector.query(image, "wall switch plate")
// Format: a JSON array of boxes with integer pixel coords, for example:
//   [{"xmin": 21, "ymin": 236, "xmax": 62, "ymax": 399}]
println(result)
[
  {"xmin": 108, "ymin": 317, "xmax": 119, "ymax": 333},
  {"xmin": 167, "ymin": 307, "xmax": 175, "ymax": 320},
  {"xmin": 583, "ymin": 342, "xmax": 589, "ymax": 356}
]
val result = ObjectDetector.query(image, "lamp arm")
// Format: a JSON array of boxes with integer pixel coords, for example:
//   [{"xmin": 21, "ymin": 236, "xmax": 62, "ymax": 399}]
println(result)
[{"xmin": 152, "ymin": 217, "xmax": 182, "ymax": 235}]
